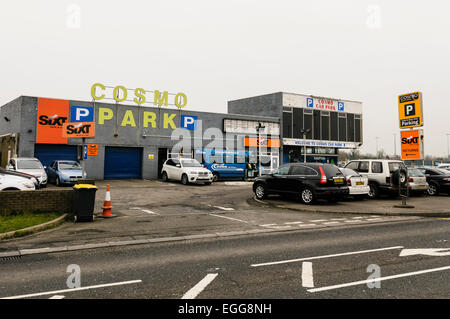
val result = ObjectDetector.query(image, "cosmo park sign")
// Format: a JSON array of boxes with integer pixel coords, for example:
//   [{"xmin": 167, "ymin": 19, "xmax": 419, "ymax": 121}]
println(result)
[{"xmin": 90, "ymin": 83, "xmax": 188, "ymax": 108}]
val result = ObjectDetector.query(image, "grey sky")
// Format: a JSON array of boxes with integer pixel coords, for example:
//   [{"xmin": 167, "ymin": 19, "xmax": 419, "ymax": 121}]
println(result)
[{"xmin": 1, "ymin": 0, "xmax": 449, "ymax": 157}]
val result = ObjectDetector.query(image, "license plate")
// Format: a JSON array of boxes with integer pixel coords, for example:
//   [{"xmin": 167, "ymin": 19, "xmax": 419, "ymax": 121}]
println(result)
[
  {"xmin": 356, "ymin": 181, "xmax": 364, "ymax": 186},
  {"xmin": 334, "ymin": 178, "xmax": 343, "ymax": 183},
  {"xmin": 419, "ymin": 185, "xmax": 427, "ymax": 188}
]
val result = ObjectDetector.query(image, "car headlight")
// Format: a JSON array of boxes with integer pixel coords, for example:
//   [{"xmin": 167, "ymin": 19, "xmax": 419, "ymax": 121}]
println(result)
[{"xmin": 21, "ymin": 182, "xmax": 34, "ymax": 188}]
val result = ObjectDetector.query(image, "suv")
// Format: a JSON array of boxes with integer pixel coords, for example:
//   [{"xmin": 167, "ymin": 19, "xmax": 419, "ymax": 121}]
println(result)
[
  {"xmin": 344, "ymin": 159, "xmax": 407, "ymax": 198},
  {"xmin": 161, "ymin": 158, "xmax": 213, "ymax": 185},
  {"xmin": 252, "ymin": 163, "xmax": 349, "ymax": 204},
  {"xmin": 6, "ymin": 157, "xmax": 47, "ymax": 188}
]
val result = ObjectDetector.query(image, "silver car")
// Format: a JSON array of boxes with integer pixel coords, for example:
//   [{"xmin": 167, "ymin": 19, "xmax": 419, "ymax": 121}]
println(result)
[
  {"xmin": 407, "ymin": 168, "xmax": 429, "ymax": 195},
  {"xmin": 6, "ymin": 157, "xmax": 48, "ymax": 187},
  {"xmin": 339, "ymin": 168, "xmax": 370, "ymax": 199}
]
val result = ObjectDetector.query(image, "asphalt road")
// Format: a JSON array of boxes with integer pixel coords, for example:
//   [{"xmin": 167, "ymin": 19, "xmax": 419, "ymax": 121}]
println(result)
[{"xmin": 0, "ymin": 217, "xmax": 448, "ymax": 299}]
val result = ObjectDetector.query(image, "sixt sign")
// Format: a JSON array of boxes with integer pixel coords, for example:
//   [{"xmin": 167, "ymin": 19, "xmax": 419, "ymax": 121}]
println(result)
[{"xmin": 62, "ymin": 122, "xmax": 95, "ymax": 138}]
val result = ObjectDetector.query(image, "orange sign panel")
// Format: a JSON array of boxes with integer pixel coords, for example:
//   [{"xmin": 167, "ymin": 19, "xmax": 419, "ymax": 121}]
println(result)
[
  {"xmin": 62, "ymin": 122, "xmax": 95, "ymax": 138},
  {"xmin": 87, "ymin": 144, "xmax": 98, "ymax": 156},
  {"xmin": 401, "ymin": 130, "xmax": 423, "ymax": 160},
  {"xmin": 244, "ymin": 137, "xmax": 281, "ymax": 148},
  {"xmin": 36, "ymin": 98, "xmax": 69, "ymax": 144}
]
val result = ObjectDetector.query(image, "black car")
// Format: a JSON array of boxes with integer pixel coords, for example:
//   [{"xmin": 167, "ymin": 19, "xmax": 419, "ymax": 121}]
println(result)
[
  {"xmin": 416, "ymin": 167, "xmax": 450, "ymax": 196},
  {"xmin": 253, "ymin": 163, "xmax": 349, "ymax": 204}
]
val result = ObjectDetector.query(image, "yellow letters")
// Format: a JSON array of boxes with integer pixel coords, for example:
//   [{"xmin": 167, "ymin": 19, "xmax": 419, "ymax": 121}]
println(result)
[
  {"xmin": 121, "ymin": 110, "xmax": 136, "ymax": 127},
  {"xmin": 91, "ymin": 83, "xmax": 105, "ymax": 100},
  {"xmin": 113, "ymin": 86, "xmax": 128, "ymax": 102},
  {"xmin": 134, "ymin": 88, "xmax": 146, "ymax": 105},
  {"xmin": 98, "ymin": 108, "xmax": 114, "ymax": 124},
  {"xmin": 175, "ymin": 93, "xmax": 187, "ymax": 108},
  {"xmin": 154, "ymin": 90, "xmax": 168, "ymax": 107},
  {"xmin": 163, "ymin": 113, "xmax": 177, "ymax": 129},
  {"xmin": 143, "ymin": 112, "xmax": 157, "ymax": 128}
]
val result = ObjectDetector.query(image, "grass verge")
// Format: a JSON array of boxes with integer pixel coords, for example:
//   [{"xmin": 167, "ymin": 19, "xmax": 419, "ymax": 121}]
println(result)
[{"xmin": 0, "ymin": 212, "xmax": 64, "ymax": 234}]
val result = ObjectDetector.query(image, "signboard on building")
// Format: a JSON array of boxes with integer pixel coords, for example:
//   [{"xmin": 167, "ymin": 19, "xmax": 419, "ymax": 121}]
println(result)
[
  {"xmin": 398, "ymin": 92, "xmax": 423, "ymax": 129},
  {"xmin": 305, "ymin": 98, "xmax": 345, "ymax": 112},
  {"xmin": 36, "ymin": 98, "xmax": 69, "ymax": 144},
  {"xmin": 400, "ymin": 129, "xmax": 423, "ymax": 160},
  {"xmin": 244, "ymin": 137, "xmax": 281, "ymax": 148},
  {"xmin": 87, "ymin": 144, "xmax": 98, "ymax": 156},
  {"xmin": 283, "ymin": 138, "xmax": 358, "ymax": 149},
  {"xmin": 62, "ymin": 122, "xmax": 95, "ymax": 138}
]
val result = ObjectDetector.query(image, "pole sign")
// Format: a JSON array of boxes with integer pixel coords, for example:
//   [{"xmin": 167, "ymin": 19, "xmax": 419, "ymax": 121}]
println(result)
[
  {"xmin": 400, "ymin": 129, "xmax": 424, "ymax": 160},
  {"xmin": 398, "ymin": 92, "xmax": 423, "ymax": 129}
]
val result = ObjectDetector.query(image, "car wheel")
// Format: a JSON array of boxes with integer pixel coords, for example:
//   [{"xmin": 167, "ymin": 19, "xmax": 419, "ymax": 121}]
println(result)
[
  {"xmin": 254, "ymin": 184, "xmax": 267, "ymax": 199},
  {"xmin": 427, "ymin": 183, "xmax": 438, "ymax": 196},
  {"xmin": 300, "ymin": 187, "xmax": 315, "ymax": 205},
  {"xmin": 367, "ymin": 184, "xmax": 379, "ymax": 199},
  {"xmin": 181, "ymin": 174, "xmax": 189, "ymax": 185},
  {"xmin": 212, "ymin": 173, "xmax": 219, "ymax": 182},
  {"xmin": 56, "ymin": 176, "xmax": 61, "ymax": 187},
  {"xmin": 162, "ymin": 172, "xmax": 168, "ymax": 182}
]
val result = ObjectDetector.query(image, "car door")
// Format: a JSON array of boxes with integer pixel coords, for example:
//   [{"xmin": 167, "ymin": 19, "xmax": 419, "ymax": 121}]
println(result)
[
  {"xmin": 171, "ymin": 159, "xmax": 182, "ymax": 180},
  {"xmin": 286, "ymin": 165, "xmax": 307, "ymax": 193},
  {"xmin": 46, "ymin": 161, "xmax": 55, "ymax": 182},
  {"xmin": 265, "ymin": 165, "xmax": 290, "ymax": 192}
]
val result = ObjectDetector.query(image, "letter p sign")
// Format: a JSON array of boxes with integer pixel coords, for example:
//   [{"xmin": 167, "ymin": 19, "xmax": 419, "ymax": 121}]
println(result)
[
  {"xmin": 71, "ymin": 106, "xmax": 94, "ymax": 123},
  {"xmin": 180, "ymin": 115, "xmax": 197, "ymax": 130},
  {"xmin": 404, "ymin": 103, "xmax": 416, "ymax": 117}
]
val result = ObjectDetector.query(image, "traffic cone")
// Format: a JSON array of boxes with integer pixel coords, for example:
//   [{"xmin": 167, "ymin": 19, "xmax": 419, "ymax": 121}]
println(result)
[{"xmin": 101, "ymin": 184, "xmax": 113, "ymax": 217}]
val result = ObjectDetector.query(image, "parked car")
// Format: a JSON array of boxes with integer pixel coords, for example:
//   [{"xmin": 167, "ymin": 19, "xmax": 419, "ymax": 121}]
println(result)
[
  {"xmin": 0, "ymin": 167, "xmax": 40, "ymax": 189},
  {"xmin": 252, "ymin": 163, "xmax": 349, "ymax": 204},
  {"xmin": 338, "ymin": 167, "xmax": 370, "ymax": 199},
  {"xmin": 6, "ymin": 157, "xmax": 47, "ymax": 187},
  {"xmin": 344, "ymin": 159, "xmax": 407, "ymax": 199},
  {"xmin": 0, "ymin": 169, "xmax": 36, "ymax": 191},
  {"xmin": 161, "ymin": 158, "xmax": 214, "ymax": 185},
  {"xmin": 407, "ymin": 168, "xmax": 429, "ymax": 195},
  {"xmin": 437, "ymin": 163, "xmax": 450, "ymax": 170},
  {"xmin": 416, "ymin": 166, "xmax": 450, "ymax": 196},
  {"xmin": 46, "ymin": 160, "xmax": 86, "ymax": 186}
]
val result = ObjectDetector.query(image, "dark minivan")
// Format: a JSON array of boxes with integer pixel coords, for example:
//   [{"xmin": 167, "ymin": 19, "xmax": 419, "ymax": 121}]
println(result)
[{"xmin": 253, "ymin": 163, "xmax": 349, "ymax": 204}]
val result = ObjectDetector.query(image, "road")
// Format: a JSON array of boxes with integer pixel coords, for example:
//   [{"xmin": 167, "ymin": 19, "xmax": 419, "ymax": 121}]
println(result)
[{"xmin": 0, "ymin": 217, "xmax": 448, "ymax": 299}]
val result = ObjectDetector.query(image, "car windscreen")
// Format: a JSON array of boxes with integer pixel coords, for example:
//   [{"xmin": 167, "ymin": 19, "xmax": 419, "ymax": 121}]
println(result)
[
  {"xmin": 59, "ymin": 162, "xmax": 81, "ymax": 170},
  {"xmin": 436, "ymin": 168, "xmax": 450, "ymax": 175},
  {"xmin": 17, "ymin": 160, "xmax": 43, "ymax": 169},
  {"xmin": 340, "ymin": 168, "xmax": 358, "ymax": 176},
  {"xmin": 181, "ymin": 160, "xmax": 202, "ymax": 167},
  {"xmin": 322, "ymin": 165, "xmax": 343, "ymax": 177},
  {"xmin": 408, "ymin": 168, "xmax": 424, "ymax": 177}
]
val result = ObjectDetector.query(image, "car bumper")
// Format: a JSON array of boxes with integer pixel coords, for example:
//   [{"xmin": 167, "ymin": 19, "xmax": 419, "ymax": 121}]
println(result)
[
  {"xmin": 408, "ymin": 184, "xmax": 428, "ymax": 192},
  {"xmin": 188, "ymin": 175, "xmax": 214, "ymax": 183},
  {"xmin": 348, "ymin": 186, "xmax": 370, "ymax": 195},
  {"xmin": 315, "ymin": 186, "xmax": 349, "ymax": 198}
]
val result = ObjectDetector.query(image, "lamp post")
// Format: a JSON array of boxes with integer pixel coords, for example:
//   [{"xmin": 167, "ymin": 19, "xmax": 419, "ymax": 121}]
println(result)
[
  {"xmin": 256, "ymin": 122, "xmax": 265, "ymax": 176},
  {"xmin": 446, "ymin": 133, "xmax": 450, "ymax": 161},
  {"xmin": 299, "ymin": 129, "xmax": 311, "ymax": 163}
]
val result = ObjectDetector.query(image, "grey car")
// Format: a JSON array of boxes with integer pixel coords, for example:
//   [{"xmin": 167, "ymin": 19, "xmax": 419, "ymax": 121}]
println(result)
[{"xmin": 407, "ymin": 168, "xmax": 429, "ymax": 195}]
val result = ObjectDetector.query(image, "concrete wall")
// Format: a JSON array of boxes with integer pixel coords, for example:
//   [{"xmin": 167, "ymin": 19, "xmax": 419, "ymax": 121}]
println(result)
[{"xmin": 227, "ymin": 93, "xmax": 283, "ymax": 118}]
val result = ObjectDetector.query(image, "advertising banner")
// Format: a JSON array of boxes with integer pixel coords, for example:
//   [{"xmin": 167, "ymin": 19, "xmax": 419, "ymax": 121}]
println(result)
[
  {"xmin": 36, "ymin": 98, "xmax": 69, "ymax": 144},
  {"xmin": 398, "ymin": 92, "xmax": 423, "ymax": 129},
  {"xmin": 401, "ymin": 129, "xmax": 423, "ymax": 160},
  {"xmin": 62, "ymin": 122, "xmax": 95, "ymax": 138},
  {"xmin": 244, "ymin": 137, "xmax": 281, "ymax": 148}
]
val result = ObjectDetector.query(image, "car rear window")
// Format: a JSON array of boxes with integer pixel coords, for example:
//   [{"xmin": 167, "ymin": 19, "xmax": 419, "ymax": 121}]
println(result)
[
  {"xmin": 408, "ymin": 168, "xmax": 424, "ymax": 177},
  {"xmin": 389, "ymin": 162, "xmax": 406, "ymax": 173},
  {"xmin": 321, "ymin": 164, "xmax": 343, "ymax": 177}
]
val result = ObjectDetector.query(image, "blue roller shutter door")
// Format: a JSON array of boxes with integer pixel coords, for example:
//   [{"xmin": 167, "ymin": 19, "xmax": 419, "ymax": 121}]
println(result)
[
  {"xmin": 34, "ymin": 144, "xmax": 78, "ymax": 168},
  {"xmin": 104, "ymin": 147, "xmax": 142, "ymax": 179}
]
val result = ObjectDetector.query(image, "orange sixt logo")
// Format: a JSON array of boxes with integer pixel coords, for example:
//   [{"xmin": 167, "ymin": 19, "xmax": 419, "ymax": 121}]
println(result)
[{"xmin": 38, "ymin": 114, "xmax": 68, "ymax": 127}]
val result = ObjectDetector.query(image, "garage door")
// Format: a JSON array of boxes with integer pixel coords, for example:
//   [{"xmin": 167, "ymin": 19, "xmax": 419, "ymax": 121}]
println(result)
[
  {"xmin": 104, "ymin": 147, "xmax": 142, "ymax": 179},
  {"xmin": 34, "ymin": 144, "xmax": 78, "ymax": 168}
]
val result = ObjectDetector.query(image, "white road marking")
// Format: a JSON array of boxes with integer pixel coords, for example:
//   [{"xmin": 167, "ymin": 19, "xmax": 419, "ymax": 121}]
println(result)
[
  {"xmin": 399, "ymin": 248, "xmax": 450, "ymax": 257},
  {"xmin": 352, "ymin": 217, "xmax": 364, "ymax": 219},
  {"xmin": 142, "ymin": 209, "xmax": 159, "ymax": 215},
  {"xmin": 284, "ymin": 221, "xmax": 304, "ymax": 225},
  {"xmin": 181, "ymin": 273, "xmax": 218, "ymax": 299},
  {"xmin": 260, "ymin": 224, "xmax": 277, "ymax": 227},
  {"xmin": 298, "ymin": 224, "xmax": 317, "ymax": 227},
  {"xmin": 323, "ymin": 222, "xmax": 341, "ymax": 225},
  {"xmin": 344, "ymin": 220, "xmax": 361, "ymax": 223},
  {"xmin": 329, "ymin": 218, "xmax": 347, "ymax": 221},
  {"xmin": 1, "ymin": 280, "xmax": 142, "ymax": 299},
  {"xmin": 310, "ymin": 219, "xmax": 328, "ymax": 222},
  {"xmin": 49, "ymin": 295, "xmax": 65, "ymax": 299},
  {"xmin": 213, "ymin": 206, "xmax": 235, "ymax": 211},
  {"xmin": 366, "ymin": 218, "xmax": 383, "ymax": 221},
  {"xmin": 250, "ymin": 246, "xmax": 404, "ymax": 267},
  {"xmin": 130, "ymin": 207, "xmax": 142, "ymax": 210},
  {"xmin": 209, "ymin": 214, "xmax": 249, "ymax": 223},
  {"xmin": 302, "ymin": 262, "xmax": 314, "ymax": 288},
  {"xmin": 307, "ymin": 265, "xmax": 450, "ymax": 293}
]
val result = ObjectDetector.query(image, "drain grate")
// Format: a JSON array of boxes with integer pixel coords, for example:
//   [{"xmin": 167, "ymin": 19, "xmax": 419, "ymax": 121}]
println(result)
[{"xmin": 0, "ymin": 255, "xmax": 22, "ymax": 262}]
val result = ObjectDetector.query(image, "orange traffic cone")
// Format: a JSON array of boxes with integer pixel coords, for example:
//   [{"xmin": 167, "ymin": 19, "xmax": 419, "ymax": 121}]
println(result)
[{"xmin": 101, "ymin": 184, "xmax": 113, "ymax": 217}]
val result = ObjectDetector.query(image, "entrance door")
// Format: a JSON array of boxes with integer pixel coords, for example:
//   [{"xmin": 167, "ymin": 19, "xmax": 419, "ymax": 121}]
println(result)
[{"xmin": 157, "ymin": 148, "xmax": 168, "ymax": 179}]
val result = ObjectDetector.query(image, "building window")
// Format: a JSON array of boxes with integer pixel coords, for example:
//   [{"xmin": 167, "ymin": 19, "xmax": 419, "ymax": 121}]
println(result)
[
  {"xmin": 292, "ymin": 108, "xmax": 304, "ymax": 139},
  {"xmin": 313, "ymin": 110, "xmax": 321, "ymax": 140},
  {"xmin": 338, "ymin": 113, "xmax": 347, "ymax": 142},
  {"xmin": 321, "ymin": 111, "xmax": 330, "ymax": 141},
  {"xmin": 303, "ymin": 109, "xmax": 313, "ymax": 139},
  {"xmin": 283, "ymin": 111, "xmax": 292, "ymax": 138},
  {"xmin": 330, "ymin": 111, "xmax": 338, "ymax": 141}
]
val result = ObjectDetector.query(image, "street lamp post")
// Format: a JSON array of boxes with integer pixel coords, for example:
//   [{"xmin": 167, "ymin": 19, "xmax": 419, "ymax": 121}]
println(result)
[
  {"xmin": 299, "ymin": 129, "xmax": 311, "ymax": 163},
  {"xmin": 256, "ymin": 122, "xmax": 265, "ymax": 176},
  {"xmin": 446, "ymin": 133, "xmax": 450, "ymax": 161}
]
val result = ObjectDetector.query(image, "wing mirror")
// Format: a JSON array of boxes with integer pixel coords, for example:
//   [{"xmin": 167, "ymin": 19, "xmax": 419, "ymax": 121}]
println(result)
[{"xmin": 176, "ymin": 164, "xmax": 181, "ymax": 168}]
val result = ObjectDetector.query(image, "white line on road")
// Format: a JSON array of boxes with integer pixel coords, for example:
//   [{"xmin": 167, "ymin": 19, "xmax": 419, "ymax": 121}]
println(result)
[
  {"xmin": 310, "ymin": 219, "xmax": 328, "ymax": 222},
  {"xmin": 344, "ymin": 220, "xmax": 361, "ymax": 223},
  {"xmin": 298, "ymin": 224, "xmax": 317, "ymax": 227},
  {"xmin": 260, "ymin": 224, "xmax": 277, "ymax": 227},
  {"xmin": 352, "ymin": 217, "xmax": 364, "ymax": 219},
  {"xmin": 49, "ymin": 295, "xmax": 65, "ymax": 299},
  {"xmin": 284, "ymin": 221, "xmax": 304, "ymax": 225},
  {"xmin": 323, "ymin": 222, "xmax": 341, "ymax": 225},
  {"xmin": 307, "ymin": 265, "xmax": 450, "ymax": 293},
  {"xmin": 250, "ymin": 246, "xmax": 404, "ymax": 267},
  {"xmin": 142, "ymin": 209, "xmax": 159, "ymax": 215},
  {"xmin": 1, "ymin": 280, "xmax": 143, "ymax": 299},
  {"xmin": 302, "ymin": 262, "xmax": 314, "ymax": 288},
  {"xmin": 181, "ymin": 273, "xmax": 218, "ymax": 299},
  {"xmin": 213, "ymin": 206, "xmax": 235, "ymax": 211},
  {"xmin": 209, "ymin": 214, "xmax": 249, "ymax": 223}
]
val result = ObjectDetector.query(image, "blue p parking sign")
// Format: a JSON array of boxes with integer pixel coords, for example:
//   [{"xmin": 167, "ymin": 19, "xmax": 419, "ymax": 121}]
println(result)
[
  {"xmin": 180, "ymin": 115, "xmax": 197, "ymax": 130},
  {"xmin": 338, "ymin": 102, "xmax": 344, "ymax": 111},
  {"xmin": 71, "ymin": 106, "xmax": 94, "ymax": 122},
  {"xmin": 307, "ymin": 98, "xmax": 314, "ymax": 108}
]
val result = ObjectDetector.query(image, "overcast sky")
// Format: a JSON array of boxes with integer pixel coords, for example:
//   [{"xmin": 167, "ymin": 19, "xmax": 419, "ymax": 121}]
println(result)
[{"xmin": 1, "ymin": 0, "xmax": 449, "ymax": 157}]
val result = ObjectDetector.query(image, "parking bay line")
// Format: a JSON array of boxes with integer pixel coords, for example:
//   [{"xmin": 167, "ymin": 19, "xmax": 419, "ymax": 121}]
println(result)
[
  {"xmin": 142, "ymin": 209, "xmax": 159, "ymax": 215},
  {"xmin": 182, "ymin": 273, "xmax": 218, "ymax": 299},
  {"xmin": 250, "ymin": 246, "xmax": 404, "ymax": 267},
  {"xmin": 1, "ymin": 280, "xmax": 143, "ymax": 299},
  {"xmin": 307, "ymin": 265, "xmax": 450, "ymax": 293},
  {"xmin": 209, "ymin": 214, "xmax": 249, "ymax": 224}
]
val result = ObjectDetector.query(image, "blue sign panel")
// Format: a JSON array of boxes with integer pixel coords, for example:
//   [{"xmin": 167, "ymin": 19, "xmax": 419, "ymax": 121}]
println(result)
[
  {"xmin": 83, "ymin": 144, "xmax": 88, "ymax": 160},
  {"xmin": 71, "ymin": 106, "xmax": 94, "ymax": 122},
  {"xmin": 306, "ymin": 98, "xmax": 314, "ymax": 108},
  {"xmin": 338, "ymin": 102, "xmax": 344, "ymax": 111},
  {"xmin": 180, "ymin": 115, "xmax": 197, "ymax": 130}
]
